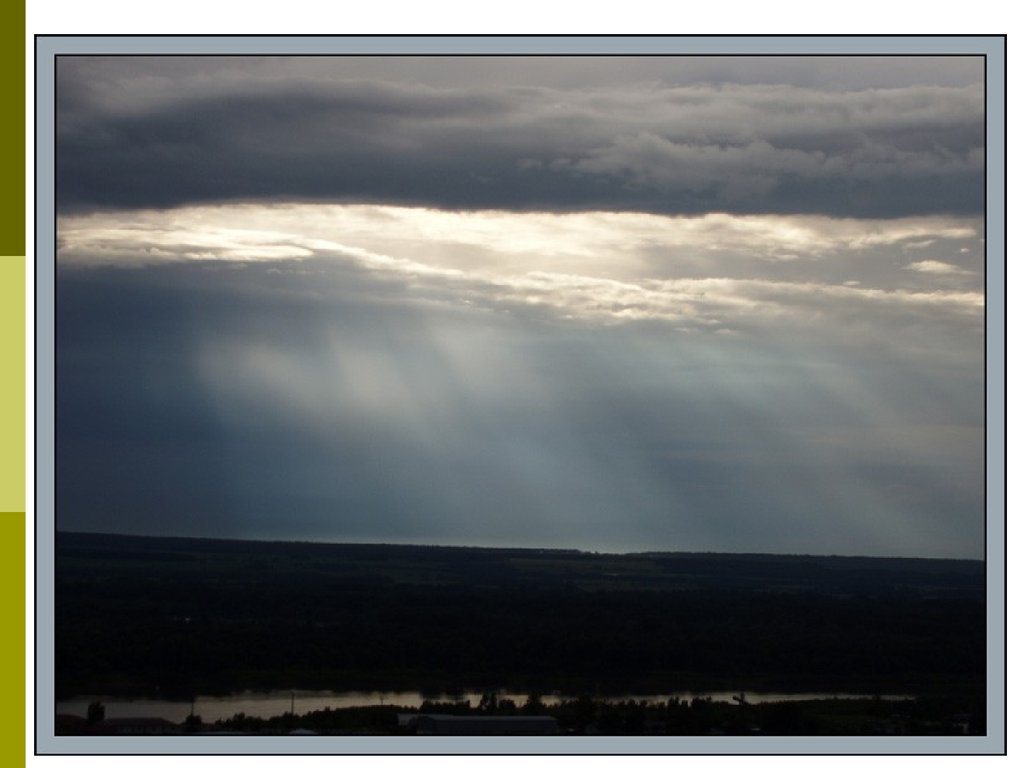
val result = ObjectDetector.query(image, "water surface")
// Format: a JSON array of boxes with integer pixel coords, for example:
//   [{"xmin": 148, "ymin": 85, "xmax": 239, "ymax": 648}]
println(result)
[{"xmin": 57, "ymin": 689, "xmax": 914, "ymax": 723}]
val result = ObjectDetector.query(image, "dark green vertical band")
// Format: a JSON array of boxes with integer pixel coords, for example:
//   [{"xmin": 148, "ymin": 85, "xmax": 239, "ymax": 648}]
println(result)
[{"xmin": 0, "ymin": 0, "xmax": 24, "ymax": 254}]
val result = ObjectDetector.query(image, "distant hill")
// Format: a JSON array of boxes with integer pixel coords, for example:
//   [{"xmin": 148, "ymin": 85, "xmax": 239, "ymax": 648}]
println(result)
[
  {"xmin": 55, "ymin": 530, "xmax": 984, "ymax": 598},
  {"xmin": 54, "ymin": 531, "xmax": 986, "ymax": 699}
]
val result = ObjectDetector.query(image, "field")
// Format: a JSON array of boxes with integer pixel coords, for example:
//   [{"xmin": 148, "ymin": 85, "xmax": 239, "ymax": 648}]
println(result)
[{"xmin": 55, "ymin": 532, "xmax": 985, "ymax": 715}]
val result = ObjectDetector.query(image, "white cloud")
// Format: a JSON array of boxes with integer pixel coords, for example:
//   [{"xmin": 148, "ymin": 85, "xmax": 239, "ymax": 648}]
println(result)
[
  {"xmin": 56, "ymin": 203, "xmax": 984, "ymax": 335},
  {"xmin": 905, "ymin": 259, "xmax": 975, "ymax": 276},
  {"xmin": 57, "ymin": 202, "xmax": 980, "ymax": 269}
]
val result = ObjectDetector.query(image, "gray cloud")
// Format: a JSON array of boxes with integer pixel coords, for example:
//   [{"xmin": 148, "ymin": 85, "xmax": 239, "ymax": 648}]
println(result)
[{"xmin": 57, "ymin": 57, "xmax": 984, "ymax": 217}]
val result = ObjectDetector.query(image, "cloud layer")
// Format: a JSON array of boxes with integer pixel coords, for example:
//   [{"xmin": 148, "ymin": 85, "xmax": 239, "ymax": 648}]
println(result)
[
  {"xmin": 57, "ymin": 203, "xmax": 983, "ymax": 333},
  {"xmin": 57, "ymin": 57, "xmax": 984, "ymax": 217}
]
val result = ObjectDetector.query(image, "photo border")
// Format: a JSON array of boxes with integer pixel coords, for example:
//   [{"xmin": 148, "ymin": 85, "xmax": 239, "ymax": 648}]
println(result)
[{"xmin": 34, "ymin": 34, "xmax": 1007, "ymax": 756}]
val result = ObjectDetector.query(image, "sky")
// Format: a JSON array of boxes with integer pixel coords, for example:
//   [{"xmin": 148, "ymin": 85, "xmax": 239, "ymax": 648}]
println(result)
[{"xmin": 54, "ymin": 56, "xmax": 986, "ymax": 558}]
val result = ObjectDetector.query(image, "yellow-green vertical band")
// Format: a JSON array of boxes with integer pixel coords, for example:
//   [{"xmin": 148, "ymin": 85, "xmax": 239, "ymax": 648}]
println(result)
[
  {"xmin": 0, "ymin": 514, "xmax": 25, "ymax": 763},
  {"xmin": 0, "ymin": 257, "xmax": 25, "ymax": 513}
]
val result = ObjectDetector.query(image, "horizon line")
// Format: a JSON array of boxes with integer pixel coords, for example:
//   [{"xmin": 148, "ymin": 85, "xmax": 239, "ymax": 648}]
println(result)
[{"xmin": 54, "ymin": 528, "xmax": 984, "ymax": 563}]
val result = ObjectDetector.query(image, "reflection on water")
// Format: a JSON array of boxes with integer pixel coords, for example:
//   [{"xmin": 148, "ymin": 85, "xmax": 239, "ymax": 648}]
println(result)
[{"xmin": 56, "ymin": 689, "xmax": 914, "ymax": 723}]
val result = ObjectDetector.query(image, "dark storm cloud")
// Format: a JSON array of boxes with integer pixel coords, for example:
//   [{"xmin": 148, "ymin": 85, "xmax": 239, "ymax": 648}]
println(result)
[{"xmin": 56, "ymin": 57, "xmax": 984, "ymax": 217}]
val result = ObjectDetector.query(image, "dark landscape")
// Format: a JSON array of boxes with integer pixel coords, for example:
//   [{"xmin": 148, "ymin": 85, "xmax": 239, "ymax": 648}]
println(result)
[{"xmin": 55, "ymin": 531, "xmax": 985, "ymax": 735}]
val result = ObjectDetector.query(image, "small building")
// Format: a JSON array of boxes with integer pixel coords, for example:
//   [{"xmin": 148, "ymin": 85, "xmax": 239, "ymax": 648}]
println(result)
[
  {"xmin": 396, "ymin": 713, "xmax": 419, "ymax": 728},
  {"xmin": 406, "ymin": 714, "xmax": 559, "ymax": 736}
]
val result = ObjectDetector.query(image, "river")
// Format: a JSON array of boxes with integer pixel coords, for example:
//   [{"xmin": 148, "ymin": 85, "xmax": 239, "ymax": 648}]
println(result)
[{"xmin": 56, "ymin": 689, "xmax": 914, "ymax": 723}]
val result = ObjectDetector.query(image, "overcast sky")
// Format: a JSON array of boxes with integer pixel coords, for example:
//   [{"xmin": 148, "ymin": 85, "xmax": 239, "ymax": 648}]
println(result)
[{"xmin": 55, "ymin": 56, "xmax": 986, "ymax": 557}]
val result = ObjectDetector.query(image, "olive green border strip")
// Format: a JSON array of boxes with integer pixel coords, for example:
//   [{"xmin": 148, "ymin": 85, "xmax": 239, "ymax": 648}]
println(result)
[
  {"xmin": 0, "ymin": 514, "xmax": 25, "ymax": 766},
  {"xmin": 0, "ymin": 0, "xmax": 24, "ymax": 254}
]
